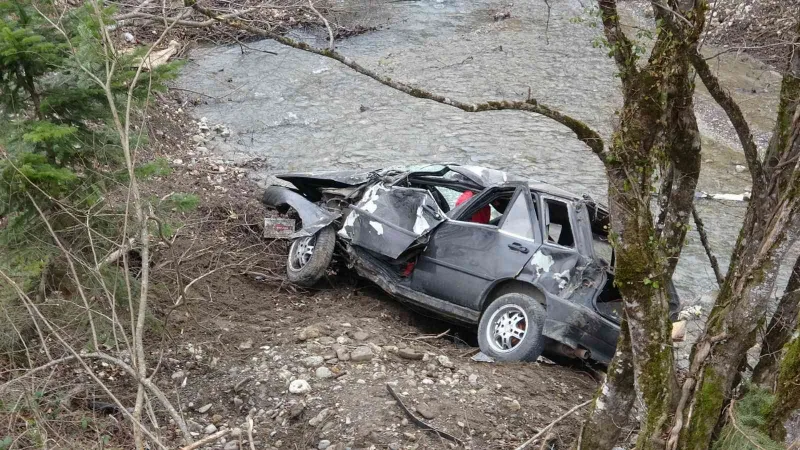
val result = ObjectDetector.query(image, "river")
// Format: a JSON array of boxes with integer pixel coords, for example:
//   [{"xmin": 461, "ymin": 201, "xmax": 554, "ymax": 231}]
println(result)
[{"xmin": 176, "ymin": 0, "xmax": 791, "ymax": 318}]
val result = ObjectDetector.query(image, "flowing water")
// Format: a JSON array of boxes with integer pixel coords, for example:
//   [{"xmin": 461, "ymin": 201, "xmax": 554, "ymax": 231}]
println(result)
[{"xmin": 176, "ymin": 0, "xmax": 791, "ymax": 312}]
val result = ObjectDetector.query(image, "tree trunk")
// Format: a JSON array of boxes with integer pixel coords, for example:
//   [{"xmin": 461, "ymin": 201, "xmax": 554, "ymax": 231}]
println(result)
[
  {"xmin": 576, "ymin": 319, "xmax": 636, "ymax": 449},
  {"xmin": 752, "ymin": 254, "xmax": 800, "ymax": 387},
  {"xmin": 677, "ymin": 23, "xmax": 800, "ymax": 449},
  {"xmin": 765, "ymin": 326, "xmax": 800, "ymax": 441}
]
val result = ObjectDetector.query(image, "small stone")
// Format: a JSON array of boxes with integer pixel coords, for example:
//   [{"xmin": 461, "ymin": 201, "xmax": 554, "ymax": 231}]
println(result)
[
  {"xmin": 231, "ymin": 427, "xmax": 242, "ymax": 438},
  {"xmin": 211, "ymin": 414, "xmax": 223, "ymax": 423},
  {"xmin": 191, "ymin": 135, "xmax": 205, "ymax": 144},
  {"xmin": 315, "ymin": 366, "xmax": 334, "ymax": 379},
  {"xmin": 318, "ymin": 440, "xmax": 331, "ymax": 450},
  {"xmin": 289, "ymin": 402, "xmax": 306, "ymax": 419},
  {"xmin": 308, "ymin": 408, "xmax": 329, "ymax": 427},
  {"xmin": 388, "ymin": 443, "xmax": 400, "ymax": 450},
  {"xmin": 302, "ymin": 355, "xmax": 325, "ymax": 368},
  {"xmin": 336, "ymin": 336, "xmax": 352, "ymax": 345},
  {"xmin": 404, "ymin": 432, "xmax": 417, "ymax": 441},
  {"xmin": 469, "ymin": 374, "xmax": 478, "ymax": 384},
  {"xmin": 507, "ymin": 399, "xmax": 521, "ymax": 411},
  {"xmin": 123, "ymin": 32, "xmax": 135, "ymax": 42},
  {"xmin": 233, "ymin": 397, "xmax": 243, "ymax": 408},
  {"xmin": 350, "ymin": 346, "xmax": 373, "ymax": 362},
  {"xmin": 299, "ymin": 326, "xmax": 322, "ymax": 341},
  {"xmin": 415, "ymin": 403, "xmax": 436, "ymax": 420},
  {"xmin": 422, "ymin": 378, "xmax": 434, "ymax": 385},
  {"xmin": 238, "ymin": 339, "xmax": 253, "ymax": 350},
  {"xmin": 352, "ymin": 330, "xmax": 369, "ymax": 341},
  {"xmin": 398, "ymin": 348, "xmax": 423, "ymax": 360},
  {"xmin": 204, "ymin": 423, "xmax": 217, "ymax": 434},
  {"xmin": 197, "ymin": 403, "xmax": 212, "ymax": 414},
  {"xmin": 224, "ymin": 442, "xmax": 238, "ymax": 450},
  {"xmin": 172, "ymin": 158, "xmax": 183, "ymax": 165},
  {"xmin": 437, "ymin": 355, "xmax": 454, "ymax": 369},
  {"xmin": 735, "ymin": 164, "xmax": 747, "ymax": 173},
  {"xmin": 335, "ymin": 347, "xmax": 350, "ymax": 361},
  {"xmin": 289, "ymin": 379, "xmax": 311, "ymax": 394},
  {"xmin": 171, "ymin": 370, "xmax": 185, "ymax": 381}
]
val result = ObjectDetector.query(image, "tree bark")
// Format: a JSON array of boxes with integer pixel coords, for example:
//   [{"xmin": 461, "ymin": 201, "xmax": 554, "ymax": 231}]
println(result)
[
  {"xmin": 576, "ymin": 319, "xmax": 636, "ymax": 448},
  {"xmin": 752, "ymin": 254, "xmax": 800, "ymax": 387},
  {"xmin": 765, "ymin": 323, "xmax": 800, "ymax": 441},
  {"xmin": 676, "ymin": 21, "xmax": 800, "ymax": 450}
]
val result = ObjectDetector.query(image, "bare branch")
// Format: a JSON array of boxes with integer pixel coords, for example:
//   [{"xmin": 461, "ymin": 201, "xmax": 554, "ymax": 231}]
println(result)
[
  {"xmin": 307, "ymin": 0, "xmax": 333, "ymax": 51},
  {"xmin": 688, "ymin": 44, "xmax": 765, "ymax": 189},
  {"xmin": 692, "ymin": 205, "xmax": 724, "ymax": 286},
  {"xmin": 185, "ymin": 0, "xmax": 607, "ymax": 160}
]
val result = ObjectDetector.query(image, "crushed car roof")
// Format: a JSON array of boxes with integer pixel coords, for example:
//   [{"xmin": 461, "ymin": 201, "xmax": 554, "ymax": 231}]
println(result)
[{"xmin": 277, "ymin": 164, "xmax": 589, "ymax": 202}]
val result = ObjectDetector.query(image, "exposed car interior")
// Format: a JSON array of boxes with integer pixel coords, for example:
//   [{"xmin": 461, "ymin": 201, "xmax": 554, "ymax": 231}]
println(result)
[{"xmin": 587, "ymin": 204, "xmax": 622, "ymax": 322}]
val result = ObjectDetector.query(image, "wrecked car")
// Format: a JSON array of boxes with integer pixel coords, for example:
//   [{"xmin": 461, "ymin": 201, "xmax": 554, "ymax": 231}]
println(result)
[{"xmin": 262, "ymin": 165, "xmax": 679, "ymax": 364}]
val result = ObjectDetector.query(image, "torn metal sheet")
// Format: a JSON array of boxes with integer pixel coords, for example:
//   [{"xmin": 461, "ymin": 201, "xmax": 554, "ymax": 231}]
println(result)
[
  {"xmin": 342, "ymin": 183, "xmax": 446, "ymax": 259},
  {"xmin": 261, "ymin": 186, "xmax": 340, "ymax": 238}
]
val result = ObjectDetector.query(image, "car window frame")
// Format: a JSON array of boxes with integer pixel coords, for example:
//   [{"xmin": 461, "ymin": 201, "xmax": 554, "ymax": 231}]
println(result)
[
  {"xmin": 497, "ymin": 187, "xmax": 540, "ymax": 243},
  {"xmin": 538, "ymin": 194, "xmax": 578, "ymax": 250}
]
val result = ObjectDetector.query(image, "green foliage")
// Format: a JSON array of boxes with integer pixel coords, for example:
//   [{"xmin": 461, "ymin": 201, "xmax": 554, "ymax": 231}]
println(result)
[
  {"xmin": 0, "ymin": 436, "xmax": 11, "ymax": 449},
  {"xmin": 0, "ymin": 0, "xmax": 179, "ymax": 235},
  {"xmin": 163, "ymin": 192, "xmax": 200, "ymax": 212},
  {"xmin": 713, "ymin": 386, "xmax": 782, "ymax": 450}
]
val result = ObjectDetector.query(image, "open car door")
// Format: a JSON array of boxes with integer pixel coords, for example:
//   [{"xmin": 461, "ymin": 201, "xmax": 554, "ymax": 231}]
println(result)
[{"xmin": 340, "ymin": 183, "xmax": 447, "ymax": 259}]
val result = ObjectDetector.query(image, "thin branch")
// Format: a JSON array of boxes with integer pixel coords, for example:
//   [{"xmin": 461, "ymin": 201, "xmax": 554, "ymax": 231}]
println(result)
[
  {"xmin": 179, "ymin": 429, "xmax": 231, "ymax": 450},
  {"xmin": 688, "ymin": 44, "xmax": 765, "ymax": 189},
  {"xmin": 185, "ymin": 0, "xmax": 607, "ymax": 160},
  {"xmin": 513, "ymin": 400, "xmax": 592, "ymax": 450},
  {"xmin": 307, "ymin": 0, "xmax": 333, "ymax": 51},
  {"xmin": 692, "ymin": 205, "xmax": 724, "ymax": 287}
]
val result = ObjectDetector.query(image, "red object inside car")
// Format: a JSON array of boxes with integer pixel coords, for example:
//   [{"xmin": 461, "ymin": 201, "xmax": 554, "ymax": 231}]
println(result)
[{"xmin": 456, "ymin": 191, "xmax": 490, "ymax": 224}]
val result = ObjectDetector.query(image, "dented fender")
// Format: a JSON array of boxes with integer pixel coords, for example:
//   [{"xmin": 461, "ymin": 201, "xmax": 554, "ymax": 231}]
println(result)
[{"xmin": 261, "ymin": 186, "xmax": 340, "ymax": 238}]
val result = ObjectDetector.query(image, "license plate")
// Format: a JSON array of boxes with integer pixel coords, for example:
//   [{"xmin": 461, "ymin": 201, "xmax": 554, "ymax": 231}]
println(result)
[{"xmin": 263, "ymin": 218, "xmax": 296, "ymax": 239}]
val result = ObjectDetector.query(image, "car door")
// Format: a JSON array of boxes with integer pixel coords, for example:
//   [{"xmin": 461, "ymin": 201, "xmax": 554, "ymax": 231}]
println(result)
[
  {"xmin": 340, "ymin": 182, "xmax": 447, "ymax": 259},
  {"xmin": 410, "ymin": 186, "xmax": 542, "ymax": 310}
]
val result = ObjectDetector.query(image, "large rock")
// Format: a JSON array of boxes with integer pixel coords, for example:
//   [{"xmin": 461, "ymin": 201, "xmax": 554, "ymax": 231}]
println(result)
[{"xmin": 350, "ymin": 346, "xmax": 374, "ymax": 362}]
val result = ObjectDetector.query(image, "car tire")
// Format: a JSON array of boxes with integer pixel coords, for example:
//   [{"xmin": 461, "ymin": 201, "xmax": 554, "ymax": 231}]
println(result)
[
  {"xmin": 286, "ymin": 226, "xmax": 336, "ymax": 287},
  {"xmin": 478, "ymin": 293, "xmax": 546, "ymax": 362}
]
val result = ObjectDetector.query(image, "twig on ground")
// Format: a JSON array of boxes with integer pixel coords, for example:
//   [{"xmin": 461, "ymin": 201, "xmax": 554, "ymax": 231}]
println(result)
[
  {"xmin": 512, "ymin": 400, "xmax": 592, "ymax": 450},
  {"xmin": 386, "ymin": 383, "xmax": 463, "ymax": 445},
  {"xmin": 247, "ymin": 415, "xmax": 256, "ymax": 450},
  {"xmin": 180, "ymin": 428, "xmax": 231, "ymax": 450},
  {"xmin": 413, "ymin": 329, "xmax": 451, "ymax": 340}
]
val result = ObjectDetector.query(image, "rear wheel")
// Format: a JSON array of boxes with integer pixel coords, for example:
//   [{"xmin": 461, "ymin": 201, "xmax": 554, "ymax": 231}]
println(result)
[
  {"xmin": 286, "ymin": 226, "xmax": 336, "ymax": 287},
  {"xmin": 478, "ymin": 293, "xmax": 546, "ymax": 362}
]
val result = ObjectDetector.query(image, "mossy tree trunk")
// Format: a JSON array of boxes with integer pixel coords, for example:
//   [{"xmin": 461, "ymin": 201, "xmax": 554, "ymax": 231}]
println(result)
[
  {"xmin": 578, "ymin": 3, "xmax": 704, "ymax": 449},
  {"xmin": 675, "ymin": 23, "xmax": 800, "ymax": 450},
  {"xmin": 752, "ymin": 255, "xmax": 800, "ymax": 387},
  {"xmin": 765, "ymin": 324, "xmax": 800, "ymax": 441}
]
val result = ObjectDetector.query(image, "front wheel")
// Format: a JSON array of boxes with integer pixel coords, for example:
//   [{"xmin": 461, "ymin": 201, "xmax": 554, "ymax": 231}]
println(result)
[
  {"xmin": 478, "ymin": 293, "xmax": 546, "ymax": 362},
  {"xmin": 286, "ymin": 226, "xmax": 336, "ymax": 287}
]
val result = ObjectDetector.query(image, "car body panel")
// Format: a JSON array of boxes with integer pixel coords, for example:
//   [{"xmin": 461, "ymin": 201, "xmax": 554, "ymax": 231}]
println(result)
[
  {"xmin": 339, "ymin": 183, "xmax": 447, "ymax": 259},
  {"xmin": 261, "ymin": 186, "xmax": 340, "ymax": 238}
]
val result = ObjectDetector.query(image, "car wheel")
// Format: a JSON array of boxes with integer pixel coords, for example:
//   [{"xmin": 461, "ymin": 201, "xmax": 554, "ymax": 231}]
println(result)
[
  {"xmin": 286, "ymin": 225, "xmax": 336, "ymax": 287},
  {"xmin": 478, "ymin": 293, "xmax": 546, "ymax": 362}
]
